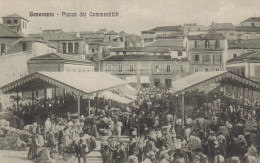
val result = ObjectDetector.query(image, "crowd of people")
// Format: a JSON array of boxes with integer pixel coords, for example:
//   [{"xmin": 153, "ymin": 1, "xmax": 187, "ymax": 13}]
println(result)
[
  {"xmin": 1, "ymin": 86, "xmax": 260, "ymax": 163},
  {"xmin": 96, "ymin": 88, "xmax": 260, "ymax": 163}
]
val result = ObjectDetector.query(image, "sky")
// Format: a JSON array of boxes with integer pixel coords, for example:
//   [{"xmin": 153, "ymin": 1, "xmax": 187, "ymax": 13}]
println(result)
[{"xmin": 0, "ymin": 0, "xmax": 260, "ymax": 34}]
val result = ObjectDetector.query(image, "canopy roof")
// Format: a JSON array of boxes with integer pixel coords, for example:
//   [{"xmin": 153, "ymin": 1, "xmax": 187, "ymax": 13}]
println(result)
[
  {"xmin": 171, "ymin": 71, "xmax": 260, "ymax": 94},
  {"xmin": 0, "ymin": 72, "xmax": 127, "ymax": 96},
  {"xmin": 100, "ymin": 91, "xmax": 132, "ymax": 104}
]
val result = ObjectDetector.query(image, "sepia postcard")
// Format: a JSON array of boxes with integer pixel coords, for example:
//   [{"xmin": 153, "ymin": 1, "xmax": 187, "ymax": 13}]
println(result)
[{"xmin": 0, "ymin": 0, "xmax": 260, "ymax": 163}]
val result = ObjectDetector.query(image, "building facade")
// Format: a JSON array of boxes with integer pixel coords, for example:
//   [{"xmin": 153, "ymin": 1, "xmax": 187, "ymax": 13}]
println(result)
[
  {"xmin": 184, "ymin": 33, "xmax": 228, "ymax": 73},
  {"xmin": 141, "ymin": 26, "xmax": 183, "ymax": 46},
  {"xmin": 27, "ymin": 53, "xmax": 94, "ymax": 73},
  {"xmin": 226, "ymin": 50, "xmax": 260, "ymax": 82},
  {"xmin": 102, "ymin": 53, "xmax": 189, "ymax": 87}
]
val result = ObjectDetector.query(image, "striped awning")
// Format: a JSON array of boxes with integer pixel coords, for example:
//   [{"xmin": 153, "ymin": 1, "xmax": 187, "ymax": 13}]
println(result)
[
  {"xmin": 0, "ymin": 71, "xmax": 128, "ymax": 96},
  {"xmin": 171, "ymin": 71, "xmax": 260, "ymax": 95}
]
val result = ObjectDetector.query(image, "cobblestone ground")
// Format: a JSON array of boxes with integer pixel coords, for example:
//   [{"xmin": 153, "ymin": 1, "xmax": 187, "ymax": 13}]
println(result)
[{"xmin": 0, "ymin": 150, "xmax": 33, "ymax": 163}]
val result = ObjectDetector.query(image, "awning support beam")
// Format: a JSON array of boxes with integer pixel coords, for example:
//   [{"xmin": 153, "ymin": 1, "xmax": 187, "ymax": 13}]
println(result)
[{"xmin": 77, "ymin": 95, "xmax": 81, "ymax": 119}]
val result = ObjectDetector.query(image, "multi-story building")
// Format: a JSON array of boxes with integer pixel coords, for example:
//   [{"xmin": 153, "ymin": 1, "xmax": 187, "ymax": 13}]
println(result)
[
  {"xmin": 184, "ymin": 32, "xmax": 227, "ymax": 73},
  {"xmin": 240, "ymin": 17, "xmax": 260, "ymax": 27},
  {"xmin": 183, "ymin": 23, "xmax": 207, "ymax": 36},
  {"xmin": 141, "ymin": 26, "xmax": 183, "ymax": 46},
  {"xmin": 226, "ymin": 50, "xmax": 260, "ymax": 82},
  {"xmin": 227, "ymin": 39, "xmax": 260, "ymax": 61},
  {"xmin": 43, "ymin": 32, "xmax": 87, "ymax": 59},
  {"xmin": 210, "ymin": 21, "xmax": 260, "ymax": 40},
  {"xmin": 1, "ymin": 14, "xmax": 29, "ymax": 36},
  {"xmin": 102, "ymin": 46, "xmax": 189, "ymax": 87}
]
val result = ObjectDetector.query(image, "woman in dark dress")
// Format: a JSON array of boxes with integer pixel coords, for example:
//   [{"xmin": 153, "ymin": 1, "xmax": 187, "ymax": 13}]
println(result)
[{"xmin": 28, "ymin": 135, "xmax": 38, "ymax": 160}]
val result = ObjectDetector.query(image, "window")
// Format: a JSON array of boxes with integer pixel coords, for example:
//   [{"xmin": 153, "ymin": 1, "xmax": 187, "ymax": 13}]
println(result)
[
  {"xmin": 74, "ymin": 43, "xmax": 79, "ymax": 53},
  {"xmin": 204, "ymin": 68, "xmax": 209, "ymax": 72},
  {"xmin": 14, "ymin": 20, "xmax": 18, "ymax": 24},
  {"xmin": 251, "ymin": 23, "xmax": 255, "ymax": 27},
  {"xmin": 92, "ymin": 49, "xmax": 95, "ymax": 52},
  {"xmin": 180, "ymin": 65, "xmax": 184, "ymax": 73},
  {"xmin": 194, "ymin": 55, "xmax": 199, "ymax": 61},
  {"xmin": 205, "ymin": 41, "xmax": 210, "ymax": 48},
  {"xmin": 215, "ymin": 54, "xmax": 222, "ymax": 63},
  {"xmin": 107, "ymin": 64, "xmax": 112, "ymax": 71},
  {"xmin": 194, "ymin": 41, "xmax": 199, "ymax": 48},
  {"xmin": 144, "ymin": 39, "xmax": 148, "ymax": 43},
  {"xmin": 155, "ymin": 65, "xmax": 160, "ymax": 72},
  {"xmin": 7, "ymin": 20, "xmax": 11, "ymax": 24},
  {"xmin": 62, "ymin": 43, "xmax": 67, "ymax": 53},
  {"xmin": 149, "ymin": 39, "xmax": 153, "ymax": 42},
  {"xmin": 166, "ymin": 65, "xmax": 171, "ymax": 72},
  {"xmin": 0, "ymin": 44, "xmax": 6, "ymax": 55},
  {"xmin": 215, "ymin": 68, "xmax": 220, "ymax": 71},
  {"xmin": 68, "ymin": 43, "xmax": 73, "ymax": 53},
  {"xmin": 22, "ymin": 43, "xmax": 26, "ymax": 52},
  {"xmin": 178, "ymin": 51, "xmax": 182, "ymax": 56},
  {"xmin": 257, "ymin": 35, "xmax": 260, "ymax": 40},
  {"xmin": 118, "ymin": 65, "xmax": 122, "ymax": 72},
  {"xmin": 194, "ymin": 68, "xmax": 199, "ymax": 72},
  {"xmin": 204, "ymin": 54, "xmax": 210, "ymax": 62},
  {"xmin": 233, "ymin": 53, "xmax": 238, "ymax": 58},
  {"xmin": 215, "ymin": 40, "xmax": 220, "ymax": 49},
  {"xmin": 129, "ymin": 65, "xmax": 134, "ymax": 72},
  {"xmin": 123, "ymin": 51, "xmax": 126, "ymax": 54}
]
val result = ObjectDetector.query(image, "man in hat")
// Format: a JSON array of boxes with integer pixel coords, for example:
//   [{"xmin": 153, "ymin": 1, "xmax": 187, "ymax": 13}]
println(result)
[{"xmin": 75, "ymin": 139, "xmax": 88, "ymax": 163}]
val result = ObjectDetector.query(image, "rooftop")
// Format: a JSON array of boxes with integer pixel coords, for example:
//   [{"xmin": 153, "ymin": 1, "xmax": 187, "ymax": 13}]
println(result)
[
  {"xmin": 29, "ymin": 53, "xmax": 92, "ymax": 64},
  {"xmin": 2, "ymin": 13, "xmax": 29, "ymax": 21},
  {"xmin": 227, "ymin": 50, "xmax": 260, "ymax": 63},
  {"xmin": 187, "ymin": 33, "xmax": 225, "ymax": 40},
  {"xmin": 146, "ymin": 39, "xmax": 184, "ymax": 47},
  {"xmin": 103, "ymin": 54, "xmax": 171, "ymax": 61},
  {"xmin": 241, "ymin": 17, "xmax": 260, "ymax": 23},
  {"xmin": 105, "ymin": 31, "xmax": 118, "ymax": 35},
  {"xmin": 110, "ymin": 47, "xmax": 147, "ymax": 52},
  {"xmin": 142, "ymin": 25, "xmax": 182, "ymax": 33},
  {"xmin": 210, "ymin": 23, "xmax": 236, "ymax": 31},
  {"xmin": 235, "ymin": 26, "xmax": 260, "ymax": 32},
  {"xmin": 43, "ymin": 32, "xmax": 82, "ymax": 41},
  {"xmin": 228, "ymin": 39, "xmax": 260, "ymax": 49}
]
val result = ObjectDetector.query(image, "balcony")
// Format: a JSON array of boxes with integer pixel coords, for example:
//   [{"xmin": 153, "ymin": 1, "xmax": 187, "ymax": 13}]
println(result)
[
  {"xmin": 191, "ymin": 45, "xmax": 223, "ymax": 52},
  {"xmin": 104, "ymin": 69, "xmax": 185, "ymax": 75}
]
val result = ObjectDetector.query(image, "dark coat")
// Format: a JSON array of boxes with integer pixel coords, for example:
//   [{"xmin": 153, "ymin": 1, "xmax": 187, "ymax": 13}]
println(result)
[{"xmin": 75, "ymin": 143, "xmax": 87, "ymax": 157}]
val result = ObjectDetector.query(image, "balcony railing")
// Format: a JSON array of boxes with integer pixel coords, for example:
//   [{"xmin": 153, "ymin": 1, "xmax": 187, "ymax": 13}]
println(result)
[
  {"xmin": 104, "ymin": 69, "xmax": 185, "ymax": 75},
  {"xmin": 191, "ymin": 45, "xmax": 223, "ymax": 51}
]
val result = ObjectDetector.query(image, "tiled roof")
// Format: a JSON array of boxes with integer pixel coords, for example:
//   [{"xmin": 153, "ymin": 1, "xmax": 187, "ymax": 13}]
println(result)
[
  {"xmin": 29, "ymin": 53, "xmax": 92, "ymax": 64},
  {"xmin": 43, "ymin": 32, "xmax": 82, "ymax": 41},
  {"xmin": 2, "ymin": 13, "xmax": 28, "ymax": 21},
  {"xmin": 235, "ymin": 26, "xmax": 260, "ymax": 32},
  {"xmin": 146, "ymin": 39, "xmax": 184, "ymax": 47},
  {"xmin": 110, "ymin": 47, "xmax": 147, "ymax": 52},
  {"xmin": 241, "ymin": 17, "xmax": 260, "ymax": 23},
  {"xmin": 210, "ymin": 23, "xmax": 235, "ymax": 31},
  {"xmin": 228, "ymin": 39, "xmax": 260, "ymax": 49},
  {"xmin": 103, "ymin": 54, "xmax": 171, "ymax": 61},
  {"xmin": 187, "ymin": 33, "xmax": 225, "ymax": 40},
  {"xmin": 27, "ymin": 34, "xmax": 57, "ymax": 48},
  {"xmin": 95, "ymin": 29, "xmax": 107, "ymax": 34},
  {"xmin": 227, "ymin": 50, "xmax": 260, "ymax": 63},
  {"xmin": 0, "ymin": 24, "xmax": 22, "ymax": 38},
  {"xmin": 142, "ymin": 25, "xmax": 182, "ymax": 32},
  {"xmin": 105, "ymin": 31, "xmax": 118, "ymax": 35}
]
